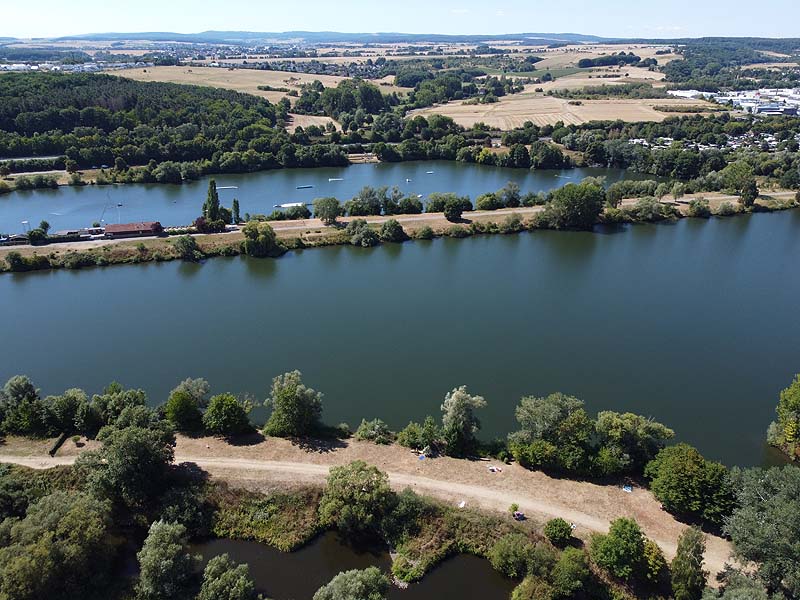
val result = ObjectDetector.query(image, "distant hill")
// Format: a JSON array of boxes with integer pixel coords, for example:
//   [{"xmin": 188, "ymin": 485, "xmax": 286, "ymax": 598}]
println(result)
[{"xmin": 50, "ymin": 30, "xmax": 609, "ymax": 45}]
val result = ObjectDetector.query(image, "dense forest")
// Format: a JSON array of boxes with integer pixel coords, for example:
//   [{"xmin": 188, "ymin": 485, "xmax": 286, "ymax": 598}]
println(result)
[{"xmin": 0, "ymin": 73, "xmax": 348, "ymax": 171}]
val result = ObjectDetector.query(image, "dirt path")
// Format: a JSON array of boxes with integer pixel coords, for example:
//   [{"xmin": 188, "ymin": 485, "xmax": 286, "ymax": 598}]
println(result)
[{"xmin": 0, "ymin": 435, "xmax": 733, "ymax": 579}]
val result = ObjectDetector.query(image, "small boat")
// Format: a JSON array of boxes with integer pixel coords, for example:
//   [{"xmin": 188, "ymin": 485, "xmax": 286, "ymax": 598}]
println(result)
[
  {"xmin": 426, "ymin": 171, "xmax": 434, "ymax": 174},
  {"xmin": 416, "ymin": 194, "xmax": 423, "ymax": 198},
  {"xmin": 296, "ymin": 185, "xmax": 314, "ymax": 190},
  {"xmin": 274, "ymin": 202, "xmax": 306, "ymax": 208},
  {"xmin": 405, "ymin": 178, "xmax": 412, "ymax": 183},
  {"xmin": 217, "ymin": 186, "xmax": 238, "ymax": 190},
  {"xmin": 328, "ymin": 178, "xmax": 343, "ymax": 182}
]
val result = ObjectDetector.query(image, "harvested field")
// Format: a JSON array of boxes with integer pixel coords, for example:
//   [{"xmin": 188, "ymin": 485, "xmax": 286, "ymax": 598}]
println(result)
[
  {"xmin": 286, "ymin": 113, "xmax": 340, "ymax": 131},
  {"xmin": 411, "ymin": 92, "xmax": 717, "ymax": 129},
  {"xmin": 120, "ymin": 66, "xmax": 361, "ymax": 103}
]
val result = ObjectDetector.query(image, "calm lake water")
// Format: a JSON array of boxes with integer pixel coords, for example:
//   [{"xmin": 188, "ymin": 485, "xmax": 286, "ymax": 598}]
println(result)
[
  {"xmin": 190, "ymin": 533, "xmax": 515, "ymax": 600},
  {"xmin": 2, "ymin": 209, "xmax": 799, "ymax": 466},
  {"xmin": 0, "ymin": 161, "xmax": 645, "ymax": 233}
]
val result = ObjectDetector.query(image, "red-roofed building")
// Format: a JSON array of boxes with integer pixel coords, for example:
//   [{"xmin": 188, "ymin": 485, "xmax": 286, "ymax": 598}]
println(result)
[{"xmin": 104, "ymin": 222, "xmax": 163, "ymax": 239}]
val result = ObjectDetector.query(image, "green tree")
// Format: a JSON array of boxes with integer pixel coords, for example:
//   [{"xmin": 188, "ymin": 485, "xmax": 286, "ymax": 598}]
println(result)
[
  {"xmin": 203, "ymin": 179, "xmax": 221, "ymax": 222},
  {"xmin": 136, "ymin": 521, "xmax": 196, "ymax": 600},
  {"xmin": 0, "ymin": 375, "xmax": 47, "ymax": 436},
  {"xmin": 542, "ymin": 179, "xmax": 605, "ymax": 230},
  {"xmin": 173, "ymin": 235, "xmax": 201, "ymax": 261},
  {"xmin": 79, "ymin": 425, "xmax": 175, "ymax": 510},
  {"xmin": 38, "ymin": 220, "xmax": 50, "ymax": 234},
  {"xmin": 589, "ymin": 517, "xmax": 645, "ymax": 582},
  {"xmin": 242, "ymin": 221, "xmax": 283, "ymax": 257},
  {"xmin": 164, "ymin": 390, "xmax": 203, "ymax": 433},
  {"xmin": 644, "ymin": 444, "xmax": 734, "ymax": 528},
  {"xmin": 488, "ymin": 533, "xmax": 535, "ymax": 578},
  {"xmin": 0, "ymin": 491, "xmax": 114, "ymax": 600},
  {"xmin": 440, "ymin": 385, "xmax": 486, "ymax": 457},
  {"xmin": 42, "ymin": 388, "xmax": 88, "ymax": 435},
  {"xmin": 725, "ymin": 466, "xmax": 800, "ymax": 597},
  {"xmin": 379, "ymin": 219, "xmax": 407, "ymax": 242},
  {"xmin": 197, "ymin": 554, "xmax": 256, "ymax": 600},
  {"xmin": 318, "ymin": 461, "xmax": 395, "ymax": 537},
  {"xmin": 263, "ymin": 370, "xmax": 323, "ymax": 438},
  {"xmin": 544, "ymin": 518, "xmax": 573, "ymax": 547},
  {"xmin": 740, "ymin": 178, "xmax": 759, "ymax": 208},
  {"xmin": 595, "ymin": 411, "xmax": 675, "ymax": 474},
  {"xmin": 203, "ymin": 394, "xmax": 251, "ymax": 437},
  {"xmin": 768, "ymin": 373, "xmax": 800, "ymax": 457},
  {"xmin": 170, "ymin": 377, "xmax": 210, "ymax": 408},
  {"xmin": 313, "ymin": 567, "xmax": 390, "ymax": 600},
  {"xmin": 643, "ymin": 538, "xmax": 667, "ymax": 585},
  {"xmin": 443, "ymin": 196, "xmax": 467, "ymax": 222},
  {"xmin": 313, "ymin": 197, "xmax": 342, "ymax": 225},
  {"xmin": 551, "ymin": 547, "xmax": 591, "ymax": 598},
  {"xmin": 232, "ymin": 199, "xmax": 241, "ymax": 224},
  {"xmin": 671, "ymin": 527, "xmax": 707, "ymax": 600}
]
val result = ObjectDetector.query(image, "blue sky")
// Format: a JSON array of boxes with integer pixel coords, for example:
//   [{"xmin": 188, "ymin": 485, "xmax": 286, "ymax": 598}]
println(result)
[{"xmin": 3, "ymin": 0, "xmax": 799, "ymax": 39}]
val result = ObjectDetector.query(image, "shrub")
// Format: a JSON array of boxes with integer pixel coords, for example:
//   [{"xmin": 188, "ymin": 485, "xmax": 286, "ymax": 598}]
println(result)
[
  {"xmin": 543, "ymin": 518, "xmax": 573, "ymax": 547},
  {"xmin": 512, "ymin": 577, "xmax": 555, "ymax": 600},
  {"xmin": 164, "ymin": 391, "xmax": 203, "ymax": 433},
  {"xmin": 354, "ymin": 418, "xmax": 394, "ymax": 445},
  {"xmin": 173, "ymin": 235, "xmax": 202, "ymax": 261},
  {"xmin": 413, "ymin": 225, "xmax": 434, "ymax": 240},
  {"xmin": 715, "ymin": 201, "xmax": 738, "ymax": 216},
  {"xmin": 379, "ymin": 219, "xmax": 407, "ymax": 242},
  {"xmin": 688, "ymin": 198, "xmax": 711, "ymax": 218},
  {"xmin": 346, "ymin": 219, "xmax": 380, "ymax": 247},
  {"xmin": 488, "ymin": 533, "xmax": 535, "ymax": 578},
  {"xmin": 476, "ymin": 192, "xmax": 504, "ymax": 211},
  {"xmin": 445, "ymin": 225, "xmax": 470, "ymax": 238},
  {"xmin": 397, "ymin": 421, "xmax": 423, "ymax": 449}
]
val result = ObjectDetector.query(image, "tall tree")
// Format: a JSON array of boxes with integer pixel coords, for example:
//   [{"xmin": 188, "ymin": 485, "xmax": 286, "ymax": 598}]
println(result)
[
  {"xmin": 440, "ymin": 386, "xmax": 486, "ymax": 457},
  {"xmin": 197, "ymin": 554, "xmax": 256, "ymax": 600},
  {"xmin": 232, "ymin": 198, "xmax": 241, "ymax": 224},
  {"xmin": 203, "ymin": 179, "xmax": 221, "ymax": 222},
  {"xmin": 671, "ymin": 527, "xmax": 707, "ymax": 600},
  {"xmin": 136, "ymin": 521, "xmax": 196, "ymax": 600},
  {"xmin": 263, "ymin": 370, "xmax": 323, "ymax": 438},
  {"xmin": 725, "ymin": 466, "xmax": 800, "ymax": 597}
]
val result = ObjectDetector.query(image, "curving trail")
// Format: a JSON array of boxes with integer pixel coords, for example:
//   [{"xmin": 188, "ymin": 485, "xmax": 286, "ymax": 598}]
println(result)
[{"xmin": 0, "ymin": 440, "xmax": 733, "ymax": 579}]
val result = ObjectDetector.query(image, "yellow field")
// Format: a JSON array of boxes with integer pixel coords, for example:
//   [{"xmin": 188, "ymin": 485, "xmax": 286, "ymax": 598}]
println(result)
[
  {"xmin": 120, "ymin": 66, "xmax": 369, "ymax": 103},
  {"xmin": 410, "ymin": 93, "xmax": 716, "ymax": 128},
  {"xmin": 286, "ymin": 113, "xmax": 340, "ymax": 131}
]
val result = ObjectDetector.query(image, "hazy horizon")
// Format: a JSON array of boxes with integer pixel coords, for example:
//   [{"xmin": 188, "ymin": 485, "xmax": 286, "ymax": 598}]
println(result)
[{"xmin": 3, "ymin": 0, "xmax": 799, "ymax": 40}]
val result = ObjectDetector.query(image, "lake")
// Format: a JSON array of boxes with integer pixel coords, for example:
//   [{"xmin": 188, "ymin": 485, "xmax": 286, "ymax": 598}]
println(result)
[
  {"xmin": 2, "ymin": 209, "xmax": 799, "ymax": 466},
  {"xmin": 190, "ymin": 533, "xmax": 515, "ymax": 600},
  {"xmin": 0, "ymin": 161, "xmax": 646, "ymax": 233}
]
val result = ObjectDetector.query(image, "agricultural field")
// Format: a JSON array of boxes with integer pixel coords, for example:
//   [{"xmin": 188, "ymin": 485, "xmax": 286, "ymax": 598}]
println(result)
[
  {"xmin": 119, "ymin": 65, "xmax": 357, "ymax": 103},
  {"xmin": 410, "ymin": 93, "xmax": 715, "ymax": 128}
]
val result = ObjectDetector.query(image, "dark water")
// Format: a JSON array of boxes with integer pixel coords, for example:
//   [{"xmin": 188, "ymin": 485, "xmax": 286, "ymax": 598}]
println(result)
[
  {"xmin": 0, "ymin": 162, "xmax": 643, "ymax": 233},
  {"xmin": 2, "ymin": 211, "xmax": 799, "ymax": 466},
  {"xmin": 190, "ymin": 533, "xmax": 514, "ymax": 600}
]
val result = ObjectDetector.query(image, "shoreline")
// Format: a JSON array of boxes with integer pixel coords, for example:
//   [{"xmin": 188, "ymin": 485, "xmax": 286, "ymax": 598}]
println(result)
[{"xmin": 1, "ymin": 192, "xmax": 797, "ymax": 274}]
